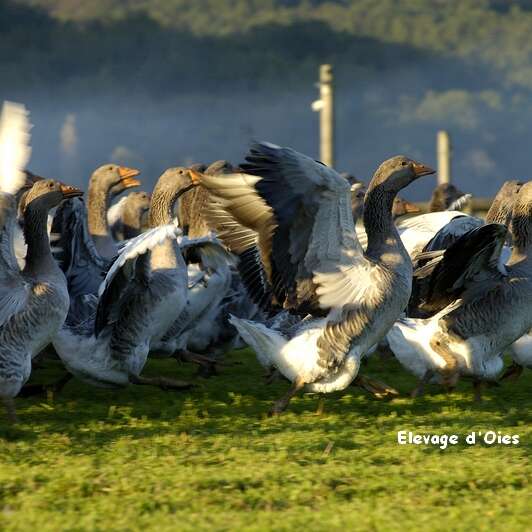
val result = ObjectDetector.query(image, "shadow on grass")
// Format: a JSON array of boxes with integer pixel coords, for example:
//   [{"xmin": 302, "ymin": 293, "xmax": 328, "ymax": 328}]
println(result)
[{"xmin": 2, "ymin": 350, "xmax": 530, "ymax": 455}]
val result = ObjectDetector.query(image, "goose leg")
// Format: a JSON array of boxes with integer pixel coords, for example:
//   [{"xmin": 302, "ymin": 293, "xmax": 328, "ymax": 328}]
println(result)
[
  {"xmin": 18, "ymin": 372, "xmax": 73, "ymax": 398},
  {"xmin": 173, "ymin": 349, "xmax": 221, "ymax": 377},
  {"xmin": 353, "ymin": 374, "xmax": 400, "ymax": 399},
  {"xmin": 129, "ymin": 373, "xmax": 193, "ymax": 391},
  {"xmin": 500, "ymin": 362, "xmax": 524, "ymax": 382},
  {"xmin": 269, "ymin": 377, "xmax": 305, "ymax": 416},
  {"xmin": 264, "ymin": 368, "xmax": 281, "ymax": 385},
  {"xmin": 411, "ymin": 370, "xmax": 434, "ymax": 398},
  {"xmin": 2, "ymin": 398, "xmax": 17, "ymax": 424},
  {"xmin": 473, "ymin": 379, "xmax": 484, "ymax": 403}
]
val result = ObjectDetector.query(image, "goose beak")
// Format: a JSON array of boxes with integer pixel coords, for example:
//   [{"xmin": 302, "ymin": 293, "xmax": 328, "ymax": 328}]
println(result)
[
  {"xmin": 118, "ymin": 166, "xmax": 141, "ymax": 188},
  {"xmin": 412, "ymin": 162, "xmax": 435, "ymax": 177},
  {"xmin": 188, "ymin": 169, "xmax": 202, "ymax": 185},
  {"xmin": 402, "ymin": 200, "xmax": 421, "ymax": 214},
  {"xmin": 60, "ymin": 184, "xmax": 83, "ymax": 199}
]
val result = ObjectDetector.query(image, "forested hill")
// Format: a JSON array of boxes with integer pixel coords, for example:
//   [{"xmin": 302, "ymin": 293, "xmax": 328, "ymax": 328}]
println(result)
[{"xmin": 3, "ymin": 0, "xmax": 532, "ymax": 197}]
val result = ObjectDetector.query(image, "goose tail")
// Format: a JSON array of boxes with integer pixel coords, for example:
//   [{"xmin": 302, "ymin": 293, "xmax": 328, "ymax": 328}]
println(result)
[{"xmin": 229, "ymin": 315, "xmax": 287, "ymax": 370}]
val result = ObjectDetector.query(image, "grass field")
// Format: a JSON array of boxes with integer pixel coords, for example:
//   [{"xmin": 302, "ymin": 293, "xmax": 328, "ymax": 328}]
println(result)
[{"xmin": 0, "ymin": 350, "xmax": 530, "ymax": 531}]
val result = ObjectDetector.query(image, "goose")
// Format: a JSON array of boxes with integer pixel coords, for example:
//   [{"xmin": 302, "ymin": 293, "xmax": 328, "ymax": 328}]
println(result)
[
  {"xmin": 51, "ymin": 164, "xmax": 142, "ymax": 308},
  {"xmin": 408, "ymin": 180, "xmax": 523, "ymax": 317},
  {"xmin": 0, "ymin": 101, "xmax": 82, "ymax": 421},
  {"xmin": 86, "ymin": 164, "xmax": 141, "ymax": 258},
  {"xmin": 198, "ymin": 141, "xmax": 434, "ymax": 414},
  {"xmin": 428, "ymin": 183, "xmax": 471, "ymax": 212},
  {"xmin": 386, "ymin": 181, "xmax": 532, "ymax": 399},
  {"xmin": 107, "ymin": 190, "xmax": 151, "ymax": 241},
  {"xmin": 177, "ymin": 160, "xmax": 261, "ymax": 357},
  {"xmin": 52, "ymin": 167, "xmax": 199, "ymax": 390}
]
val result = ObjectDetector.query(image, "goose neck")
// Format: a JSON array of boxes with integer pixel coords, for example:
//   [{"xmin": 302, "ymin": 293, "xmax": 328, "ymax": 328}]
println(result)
[
  {"xmin": 364, "ymin": 186, "xmax": 402, "ymax": 260},
  {"xmin": 23, "ymin": 204, "xmax": 55, "ymax": 277},
  {"xmin": 87, "ymin": 180, "xmax": 110, "ymax": 237}
]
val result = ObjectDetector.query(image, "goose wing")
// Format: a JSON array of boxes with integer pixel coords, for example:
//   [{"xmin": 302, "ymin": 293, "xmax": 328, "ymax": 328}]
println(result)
[
  {"xmin": 203, "ymin": 199, "xmax": 274, "ymax": 310},
  {"xmin": 0, "ymin": 101, "xmax": 32, "ymax": 327},
  {"xmin": 51, "ymin": 198, "xmax": 109, "ymax": 298},
  {"xmin": 411, "ymin": 223, "xmax": 508, "ymax": 316},
  {"xmin": 200, "ymin": 141, "xmax": 368, "ymax": 314},
  {"xmin": 0, "ymin": 194, "xmax": 30, "ymax": 327},
  {"xmin": 94, "ymin": 222, "xmax": 181, "ymax": 336},
  {"xmin": 107, "ymin": 196, "xmax": 127, "ymax": 238}
]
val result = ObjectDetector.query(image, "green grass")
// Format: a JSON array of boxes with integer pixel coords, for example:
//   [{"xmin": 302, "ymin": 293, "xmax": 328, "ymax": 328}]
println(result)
[{"xmin": 1, "ymin": 351, "xmax": 530, "ymax": 531}]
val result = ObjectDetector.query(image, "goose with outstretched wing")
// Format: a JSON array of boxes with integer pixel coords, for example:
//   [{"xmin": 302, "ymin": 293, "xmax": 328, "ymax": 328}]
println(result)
[
  {"xmin": 387, "ymin": 182, "xmax": 532, "ymax": 400},
  {"xmin": 52, "ymin": 168, "xmax": 200, "ymax": 390},
  {"xmin": 198, "ymin": 142, "xmax": 434, "ymax": 413}
]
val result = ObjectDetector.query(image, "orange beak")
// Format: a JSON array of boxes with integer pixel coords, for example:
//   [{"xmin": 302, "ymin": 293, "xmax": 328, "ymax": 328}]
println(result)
[
  {"xmin": 188, "ymin": 168, "xmax": 202, "ymax": 185},
  {"xmin": 118, "ymin": 166, "xmax": 141, "ymax": 188},
  {"xmin": 412, "ymin": 162, "xmax": 435, "ymax": 177},
  {"xmin": 60, "ymin": 184, "xmax": 83, "ymax": 199},
  {"xmin": 402, "ymin": 200, "xmax": 421, "ymax": 214}
]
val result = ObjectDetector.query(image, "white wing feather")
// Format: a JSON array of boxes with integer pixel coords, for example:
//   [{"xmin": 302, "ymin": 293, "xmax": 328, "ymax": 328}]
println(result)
[
  {"xmin": 98, "ymin": 221, "xmax": 181, "ymax": 298},
  {"xmin": 107, "ymin": 197, "xmax": 128, "ymax": 228},
  {"xmin": 0, "ymin": 101, "xmax": 31, "ymax": 196}
]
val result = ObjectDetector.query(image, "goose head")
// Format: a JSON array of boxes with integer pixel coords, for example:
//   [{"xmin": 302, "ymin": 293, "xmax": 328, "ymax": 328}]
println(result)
[
  {"xmin": 90, "ymin": 164, "xmax": 141, "ymax": 197},
  {"xmin": 206, "ymin": 160, "xmax": 234, "ymax": 175},
  {"xmin": 23, "ymin": 179, "xmax": 83, "ymax": 213},
  {"xmin": 486, "ymin": 180, "xmax": 523, "ymax": 226},
  {"xmin": 149, "ymin": 167, "xmax": 200, "ymax": 226},
  {"xmin": 370, "ymin": 156, "xmax": 434, "ymax": 194},
  {"xmin": 126, "ymin": 191, "xmax": 151, "ymax": 214},
  {"xmin": 429, "ymin": 183, "xmax": 469, "ymax": 212},
  {"xmin": 155, "ymin": 167, "xmax": 200, "ymax": 198}
]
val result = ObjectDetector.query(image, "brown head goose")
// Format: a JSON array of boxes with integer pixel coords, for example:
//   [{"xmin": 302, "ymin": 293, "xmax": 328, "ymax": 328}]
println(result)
[
  {"xmin": 429, "ymin": 183, "xmax": 470, "ymax": 212},
  {"xmin": 407, "ymin": 179, "xmax": 524, "ymax": 317},
  {"xmin": 107, "ymin": 190, "xmax": 151, "ymax": 241},
  {"xmin": 52, "ymin": 167, "xmax": 199, "ymax": 390},
  {"xmin": 387, "ymin": 181, "xmax": 532, "ymax": 399},
  {"xmin": 178, "ymin": 160, "xmax": 234, "ymax": 238},
  {"xmin": 198, "ymin": 141, "xmax": 434, "ymax": 414},
  {"xmin": 0, "ymin": 101, "xmax": 82, "ymax": 421},
  {"xmin": 51, "ymin": 165, "xmax": 141, "ymax": 305},
  {"xmin": 86, "ymin": 164, "xmax": 140, "ymax": 258}
]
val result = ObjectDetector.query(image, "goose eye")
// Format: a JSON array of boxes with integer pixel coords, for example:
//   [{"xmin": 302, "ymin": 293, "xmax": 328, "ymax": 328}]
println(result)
[
  {"xmin": 401, "ymin": 161, "xmax": 408, "ymax": 167},
  {"xmin": 48, "ymin": 182, "xmax": 54, "ymax": 189}
]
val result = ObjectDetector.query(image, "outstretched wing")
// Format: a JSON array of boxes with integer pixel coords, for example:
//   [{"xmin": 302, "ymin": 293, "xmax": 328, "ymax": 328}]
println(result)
[
  {"xmin": 0, "ymin": 101, "xmax": 32, "ymax": 327},
  {"xmin": 203, "ymin": 199, "xmax": 274, "ymax": 310},
  {"xmin": 200, "ymin": 141, "xmax": 367, "ymax": 315},
  {"xmin": 411, "ymin": 223, "xmax": 508, "ymax": 316},
  {"xmin": 0, "ymin": 101, "xmax": 31, "ymax": 196},
  {"xmin": 95, "ymin": 222, "xmax": 181, "ymax": 336},
  {"xmin": 51, "ymin": 198, "xmax": 109, "ymax": 298}
]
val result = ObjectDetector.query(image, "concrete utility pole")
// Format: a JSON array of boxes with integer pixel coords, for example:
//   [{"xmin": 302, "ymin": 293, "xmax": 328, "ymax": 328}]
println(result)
[
  {"xmin": 437, "ymin": 130, "xmax": 452, "ymax": 184},
  {"xmin": 311, "ymin": 64, "xmax": 335, "ymax": 167}
]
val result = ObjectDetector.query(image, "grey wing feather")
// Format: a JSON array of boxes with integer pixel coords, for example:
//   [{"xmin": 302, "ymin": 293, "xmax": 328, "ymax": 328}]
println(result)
[
  {"xmin": 0, "ymin": 192, "xmax": 29, "ymax": 327},
  {"xmin": 203, "ymin": 199, "xmax": 274, "ymax": 310},
  {"xmin": 95, "ymin": 223, "xmax": 181, "ymax": 336},
  {"xmin": 51, "ymin": 198, "xmax": 109, "ymax": 298},
  {"xmin": 410, "ymin": 223, "xmax": 508, "ymax": 317}
]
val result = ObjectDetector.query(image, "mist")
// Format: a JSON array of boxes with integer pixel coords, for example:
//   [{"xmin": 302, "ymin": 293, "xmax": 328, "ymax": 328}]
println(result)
[{"xmin": 3, "ymin": 0, "xmax": 532, "ymax": 200}]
